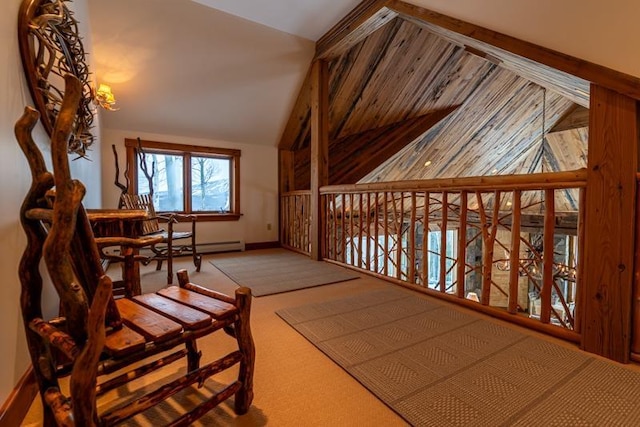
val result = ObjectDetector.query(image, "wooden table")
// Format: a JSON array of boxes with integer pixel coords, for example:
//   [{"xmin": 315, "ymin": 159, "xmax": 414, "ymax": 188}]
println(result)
[{"xmin": 87, "ymin": 209, "xmax": 162, "ymax": 296}]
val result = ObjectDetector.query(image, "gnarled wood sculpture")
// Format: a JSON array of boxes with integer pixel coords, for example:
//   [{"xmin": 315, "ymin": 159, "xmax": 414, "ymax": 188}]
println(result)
[{"xmin": 17, "ymin": 74, "xmax": 255, "ymax": 426}]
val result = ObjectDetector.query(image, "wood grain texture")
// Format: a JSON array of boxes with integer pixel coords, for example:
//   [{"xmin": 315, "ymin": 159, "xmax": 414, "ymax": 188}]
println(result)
[
  {"xmin": 157, "ymin": 286, "xmax": 237, "ymax": 319},
  {"xmin": 582, "ymin": 84, "xmax": 638, "ymax": 362},
  {"xmin": 295, "ymin": 106, "xmax": 459, "ymax": 187},
  {"xmin": 310, "ymin": 60, "xmax": 330, "ymax": 260},
  {"xmin": 388, "ymin": 0, "xmax": 640, "ymax": 100},
  {"xmin": 550, "ymin": 105, "xmax": 589, "ymax": 133},
  {"xmin": 115, "ymin": 298, "xmax": 182, "ymax": 343},
  {"xmin": 316, "ymin": 0, "xmax": 395, "ymax": 59},
  {"xmin": 133, "ymin": 293, "xmax": 212, "ymax": 330}
]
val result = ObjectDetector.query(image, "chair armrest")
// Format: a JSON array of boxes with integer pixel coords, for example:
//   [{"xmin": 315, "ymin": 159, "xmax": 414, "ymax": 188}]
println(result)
[
  {"xmin": 95, "ymin": 235, "xmax": 164, "ymax": 249},
  {"xmin": 157, "ymin": 213, "xmax": 197, "ymax": 223}
]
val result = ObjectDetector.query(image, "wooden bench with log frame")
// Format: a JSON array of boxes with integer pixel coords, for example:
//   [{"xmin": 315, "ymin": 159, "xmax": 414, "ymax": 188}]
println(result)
[{"xmin": 16, "ymin": 75, "xmax": 255, "ymax": 426}]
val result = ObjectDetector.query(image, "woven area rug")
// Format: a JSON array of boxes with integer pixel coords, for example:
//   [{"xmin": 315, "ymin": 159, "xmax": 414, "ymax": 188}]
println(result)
[
  {"xmin": 209, "ymin": 249, "xmax": 359, "ymax": 296},
  {"xmin": 277, "ymin": 287, "xmax": 640, "ymax": 426}
]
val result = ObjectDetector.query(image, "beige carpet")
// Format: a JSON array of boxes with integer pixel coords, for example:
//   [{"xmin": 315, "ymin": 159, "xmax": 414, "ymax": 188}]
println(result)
[
  {"xmin": 24, "ymin": 254, "xmax": 408, "ymax": 427},
  {"xmin": 277, "ymin": 287, "xmax": 640, "ymax": 426},
  {"xmin": 209, "ymin": 248, "xmax": 359, "ymax": 296}
]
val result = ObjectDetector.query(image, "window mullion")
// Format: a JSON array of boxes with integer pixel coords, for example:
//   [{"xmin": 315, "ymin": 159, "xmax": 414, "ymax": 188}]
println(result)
[{"xmin": 184, "ymin": 153, "xmax": 192, "ymax": 213}]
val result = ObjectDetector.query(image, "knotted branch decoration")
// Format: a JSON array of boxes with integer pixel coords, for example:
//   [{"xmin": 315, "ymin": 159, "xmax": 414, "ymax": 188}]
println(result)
[
  {"xmin": 112, "ymin": 144, "xmax": 129, "ymax": 207},
  {"xmin": 18, "ymin": 0, "xmax": 95, "ymax": 157},
  {"xmin": 137, "ymin": 137, "xmax": 155, "ymax": 199}
]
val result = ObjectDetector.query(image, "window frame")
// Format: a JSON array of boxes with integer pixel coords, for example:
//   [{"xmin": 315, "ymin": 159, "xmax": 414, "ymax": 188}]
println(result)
[{"xmin": 125, "ymin": 138, "xmax": 241, "ymax": 221}]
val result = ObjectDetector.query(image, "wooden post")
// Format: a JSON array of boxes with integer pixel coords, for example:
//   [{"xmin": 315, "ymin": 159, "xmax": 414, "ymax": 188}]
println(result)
[
  {"xmin": 440, "ymin": 192, "xmax": 448, "ymax": 292},
  {"xmin": 409, "ymin": 192, "xmax": 417, "ymax": 284},
  {"xmin": 541, "ymin": 189, "xmax": 555, "ymax": 324},
  {"xmin": 457, "ymin": 191, "xmax": 468, "ymax": 298},
  {"xmin": 374, "ymin": 192, "xmax": 379, "ymax": 272},
  {"xmin": 508, "ymin": 190, "xmax": 522, "ymax": 314},
  {"xmin": 366, "ymin": 192, "xmax": 372, "ymax": 271},
  {"xmin": 582, "ymin": 84, "xmax": 638, "ymax": 363},
  {"xmin": 310, "ymin": 60, "xmax": 329, "ymax": 260},
  {"xmin": 278, "ymin": 150, "xmax": 295, "ymax": 194},
  {"xmin": 423, "ymin": 192, "xmax": 429, "ymax": 287}
]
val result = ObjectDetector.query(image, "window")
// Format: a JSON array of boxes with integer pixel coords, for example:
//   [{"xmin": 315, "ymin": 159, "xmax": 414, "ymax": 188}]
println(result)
[
  {"xmin": 125, "ymin": 139, "xmax": 240, "ymax": 220},
  {"xmin": 427, "ymin": 229, "xmax": 457, "ymax": 289}
]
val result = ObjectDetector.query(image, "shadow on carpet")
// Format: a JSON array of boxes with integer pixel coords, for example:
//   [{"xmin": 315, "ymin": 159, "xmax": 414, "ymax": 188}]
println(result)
[
  {"xmin": 209, "ymin": 249, "xmax": 359, "ymax": 296},
  {"xmin": 277, "ymin": 287, "xmax": 640, "ymax": 426}
]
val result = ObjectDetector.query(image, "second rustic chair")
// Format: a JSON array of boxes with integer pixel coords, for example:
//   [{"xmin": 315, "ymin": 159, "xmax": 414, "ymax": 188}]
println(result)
[{"xmin": 120, "ymin": 193, "xmax": 202, "ymax": 284}]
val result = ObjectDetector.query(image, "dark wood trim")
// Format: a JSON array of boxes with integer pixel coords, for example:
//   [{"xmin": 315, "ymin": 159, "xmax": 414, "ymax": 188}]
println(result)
[
  {"xmin": 309, "ymin": 60, "xmax": 330, "ymax": 261},
  {"xmin": 279, "ymin": 149, "xmax": 295, "ymax": 194},
  {"xmin": 169, "ymin": 213, "xmax": 242, "ymax": 222},
  {"xmin": 294, "ymin": 106, "xmax": 460, "ymax": 185},
  {"xmin": 581, "ymin": 84, "xmax": 638, "ymax": 362},
  {"xmin": 278, "ymin": 66, "xmax": 312, "ymax": 151},
  {"xmin": 245, "ymin": 241, "xmax": 281, "ymax": 251},
  {"xmin": 0, "ymin": 367, "xmax": 37, "ymax": 426},
  {"xmin": 125, "ymin": 138, "xmax": 241, "ymax": 158},
  {"xmin": 549, "ymin": 105, "xmax": 589, "ymax": 134},
  {"xmin": 387, "ymin": 0, "xmax": 640, "ymax": 101}
]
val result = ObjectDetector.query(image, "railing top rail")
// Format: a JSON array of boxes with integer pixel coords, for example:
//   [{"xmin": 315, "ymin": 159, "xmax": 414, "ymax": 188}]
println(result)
[{"xmin": 320, "ymin": 169, "xmax": 587, "ymax": 194}]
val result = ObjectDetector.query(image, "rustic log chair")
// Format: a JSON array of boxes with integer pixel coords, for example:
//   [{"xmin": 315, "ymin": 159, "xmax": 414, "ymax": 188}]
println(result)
[
  {"xmin": 17, "ymin": 75, "xmax": 255, "ymax": 426},
  {"xmin": 118, "ymin": 193, "xmax": 202, "ymax": 284}
]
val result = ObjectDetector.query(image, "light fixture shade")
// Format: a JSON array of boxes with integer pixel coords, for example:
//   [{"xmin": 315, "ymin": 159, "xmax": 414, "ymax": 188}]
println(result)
[
  {"xmin": 94, "ymin": 83, "xmax": 118, "ymax": 111},
  {"xmin": 97, "ymin": 83, "xmax": 112, "ymax": 95}
]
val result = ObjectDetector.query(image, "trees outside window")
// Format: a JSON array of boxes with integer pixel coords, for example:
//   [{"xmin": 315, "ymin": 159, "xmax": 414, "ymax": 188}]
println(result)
[{"xmin": 126, "ymin": 139, "xmax": 240, "ymax": 221}]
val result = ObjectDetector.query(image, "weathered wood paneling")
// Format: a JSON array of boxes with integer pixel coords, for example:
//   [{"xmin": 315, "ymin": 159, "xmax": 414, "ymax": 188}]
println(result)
[
  {"xmin": 295, "ymin": 106, "xmax": 458, "ymax": 186},
  {"xmin": 362, "ymin": 70, "xmax": 576, "ymax": 183}
]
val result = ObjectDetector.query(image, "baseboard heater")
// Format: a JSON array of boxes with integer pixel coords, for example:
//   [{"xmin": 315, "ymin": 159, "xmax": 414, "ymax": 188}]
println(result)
[{"xmin": 197, "ymin": 240, "xmax": 245, "ymax": 254}]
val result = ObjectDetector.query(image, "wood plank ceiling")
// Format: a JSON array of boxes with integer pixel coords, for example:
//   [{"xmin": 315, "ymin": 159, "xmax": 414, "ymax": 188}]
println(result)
[{"xmin": 279, "ymin": 15, "xmax": 590, "ymax": 206}]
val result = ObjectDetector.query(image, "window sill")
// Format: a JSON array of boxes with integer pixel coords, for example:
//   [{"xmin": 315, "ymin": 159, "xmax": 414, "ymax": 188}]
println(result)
[{"xmin": 160, "ymin": 212, "xmax": 242, "ymax": 222}]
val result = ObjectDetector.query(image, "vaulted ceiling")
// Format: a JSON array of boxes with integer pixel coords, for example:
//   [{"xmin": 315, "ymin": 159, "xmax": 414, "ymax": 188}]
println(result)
[{"xmin": 279, "ymin": 12, "xmax": 590, "ymax": 189}]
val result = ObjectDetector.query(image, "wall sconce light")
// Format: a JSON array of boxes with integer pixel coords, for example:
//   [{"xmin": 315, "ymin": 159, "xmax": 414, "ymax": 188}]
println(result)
[{"xmin": 93, "ymin": 83, "xmax": 119, "ymax": 111}]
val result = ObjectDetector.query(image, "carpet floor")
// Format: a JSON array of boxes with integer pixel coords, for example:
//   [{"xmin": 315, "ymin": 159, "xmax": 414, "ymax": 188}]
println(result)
[
  {"xmin": 209, "ymin": 249, "xmax": 359, "ymax": 296},
  {"xmin": 277, "ymin": 287, "xmax": 640, "ymax": 426}
]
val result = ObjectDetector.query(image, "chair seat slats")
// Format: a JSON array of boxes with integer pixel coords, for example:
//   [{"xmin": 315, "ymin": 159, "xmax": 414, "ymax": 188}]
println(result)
[
  {"xmin": 104, "ymin": 325, "xmax": 146, "ymax": 357},
  {"xmin": 115, "ymin": 298, "xmax": 183, "ymax": 343},
  {"xmin": 157, "ymin": 286, "xmax": 237, "ymax": 320},
  {"xmin": 133, "ymin": 293, "xmax": 212, "ymax": 330}
]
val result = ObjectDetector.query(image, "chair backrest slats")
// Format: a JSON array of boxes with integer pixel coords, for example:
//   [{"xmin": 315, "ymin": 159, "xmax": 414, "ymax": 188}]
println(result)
[{"xmin": 121, "ymin": 194, "xmax": 161, "ymax": 235}]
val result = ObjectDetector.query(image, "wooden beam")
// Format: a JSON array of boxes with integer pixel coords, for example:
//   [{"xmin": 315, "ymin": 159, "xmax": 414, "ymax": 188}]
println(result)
[
  {"xmin": 316, "ymin": 0, "xmax": 397, "ymax": 60},
  {"xmin": 387, "ymin": 0, "xmax": 640, "ymax": 101},
  {"xmin": 310, "ymin": 60, "xmax": 330, "ymax": 260},
  {"xmin": 549, "ymin": 105, "xmax": 589, "ymax": 133},
  {"xmin": 582, "ymin": 84, "xmax": 638, "ymax": 362},
  {"xmin": 330, "ymin": 106, "xmax": 459, "ymax": 184},
  {"xmin": 278, "ymin": 66, "xmax": 312, "ymax": 151},
  {"xmin": 295, "ymin": 106, "xmax": 459, "ymax": 186},
  {"xmin": 278, "ymin": 149, "xmax": 295, "ymax": 194}
]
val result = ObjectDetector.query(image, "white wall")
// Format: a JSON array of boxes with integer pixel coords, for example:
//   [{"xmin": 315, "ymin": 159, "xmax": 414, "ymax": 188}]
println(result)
[
  {"xmin": 0, "ymin": 0, "xmax": 101, "ymax": 404},
  {"xmin": 409, "ymin": 0, "xmax": 640, "ymax": 78},
  {"xmin": 101, "ymin": 129, "xmax": 279, "ymax": 245}
]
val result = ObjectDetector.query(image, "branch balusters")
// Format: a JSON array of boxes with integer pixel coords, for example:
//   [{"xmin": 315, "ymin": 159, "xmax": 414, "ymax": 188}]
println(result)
[{"xmin": 301, "ymin": 170, "xmax": 585, "ymax": 341}]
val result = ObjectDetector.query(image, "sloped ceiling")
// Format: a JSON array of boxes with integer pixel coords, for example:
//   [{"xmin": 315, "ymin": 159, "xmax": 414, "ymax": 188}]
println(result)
[
  {"xmin": 280, "ymin": 13, "xmax": 589, "ymax": 188},
  {"xmin": 87, "ymin": 0, "xmax": 592, "ymax": 180},
  {"xmin": 87, "ymin": 0, "xmax": 315, "ymax": 145}
]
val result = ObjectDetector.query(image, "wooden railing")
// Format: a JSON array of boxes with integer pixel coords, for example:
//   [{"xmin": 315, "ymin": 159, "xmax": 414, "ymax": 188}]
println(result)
[
  {"xmin": 280, "ymin": 191, "xmax": 311, "ymax": 255},
  {"xmin": 316, "ymin": 170, "xmax": 587, "ymax": 342}
]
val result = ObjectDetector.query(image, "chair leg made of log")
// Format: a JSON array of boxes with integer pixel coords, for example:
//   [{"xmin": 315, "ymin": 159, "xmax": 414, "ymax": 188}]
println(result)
[
  {"xmin": 232, "ymin": 286, "xmax": 255, "ymax": 414},
  {"xmin": 176, "ymin": 270, "xmax": 255, "ymax": 415}
]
